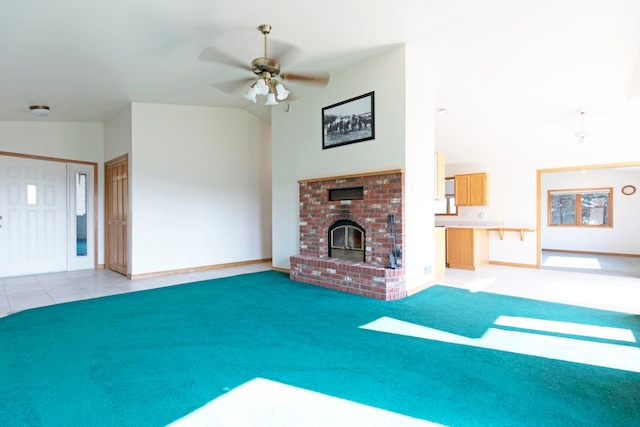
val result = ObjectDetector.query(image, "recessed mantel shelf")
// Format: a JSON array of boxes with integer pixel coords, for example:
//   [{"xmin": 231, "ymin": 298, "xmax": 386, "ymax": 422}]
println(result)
[{"xmin": 489, "ymin": 227, "xmax": 535, "ymax": 241}]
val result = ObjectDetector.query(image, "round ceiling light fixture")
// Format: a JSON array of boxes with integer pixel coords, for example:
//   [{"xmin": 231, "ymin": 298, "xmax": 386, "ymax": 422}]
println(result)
[{"xmin": 29, "ymin": 105, "xmax": 51, "ymax": 117}]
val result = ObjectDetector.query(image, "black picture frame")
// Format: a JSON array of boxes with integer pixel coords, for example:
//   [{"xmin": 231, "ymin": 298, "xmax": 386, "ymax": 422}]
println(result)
[{"xmin": 322, "ymin": 91, "xmax": 375, "ymax": 149}]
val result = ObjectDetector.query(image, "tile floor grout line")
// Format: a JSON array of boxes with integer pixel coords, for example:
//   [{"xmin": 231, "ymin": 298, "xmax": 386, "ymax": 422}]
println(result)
[
  {"xmin": 1, "ymin": 278, "xmax": 12, "ymax": 315},
  {"xmin": 33, "ymin": 275, "xmax": 58, "ymax": 308}
]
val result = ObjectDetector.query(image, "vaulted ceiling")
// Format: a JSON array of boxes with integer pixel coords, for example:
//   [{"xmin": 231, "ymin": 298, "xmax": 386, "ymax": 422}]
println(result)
[{"xmin": 2, "ymin": 0, "xmax": 639, "ymax": 164}]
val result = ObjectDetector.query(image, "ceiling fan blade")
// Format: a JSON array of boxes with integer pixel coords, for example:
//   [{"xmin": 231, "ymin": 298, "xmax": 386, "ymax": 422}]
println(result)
[
  {"xmin": 198, "ymin": 46, "xmax": 251, "ymax": 72},
  {"xmin": 277, "ymin": 91, "xmax": 298, "ymax": 102},
  {"xmin": 211, "ymin": 77, "xmax": 255, "ymax": 95},
  {"xmin": 268, "ymin": 39, "xmax": 304, "ymax": 67},
  {"xmin": 281, "ymin": 72, "xmax": 330, "ymax": 87}
]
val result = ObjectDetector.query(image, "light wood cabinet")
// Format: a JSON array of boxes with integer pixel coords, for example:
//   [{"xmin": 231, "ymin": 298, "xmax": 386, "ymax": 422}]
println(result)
[
  {"xmin": 454, "ymin": 172, "xmax": 488, "ymax": 206},
  {"xmin": 446, "ymin": 227, "xmax": 489, "ymax": 270}
]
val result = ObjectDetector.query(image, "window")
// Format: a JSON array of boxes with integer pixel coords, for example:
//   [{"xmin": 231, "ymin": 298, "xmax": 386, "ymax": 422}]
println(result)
[
  {"xmin": 76, "ymin": 172, "xmax": 88, "ymax": 256},
  {"xmin": 548, "ymin": 188, "xmax": 612, "ymax": 227},
  {"xmin": 435, "ymin": 178, "xmax": 457, "ymax": 215},
  {"xmin": 27, "ymin": 184, "xmax": 37, "ymax": 205}
]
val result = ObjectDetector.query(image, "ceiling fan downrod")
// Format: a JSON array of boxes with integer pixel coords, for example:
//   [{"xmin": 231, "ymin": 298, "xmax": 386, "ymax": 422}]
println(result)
[
  {"xmin": 251, "ymin": 24, "xmax": 280, "ymax": 77},
  {"xmin": 258, "ymin": 24, "xmax": 271, "ymax": 58}
]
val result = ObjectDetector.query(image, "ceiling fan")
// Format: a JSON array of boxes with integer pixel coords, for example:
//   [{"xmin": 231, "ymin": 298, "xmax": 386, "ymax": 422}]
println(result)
[
  {"xmin": 199, "ymin": 24, "xmax": 330, "ymax": 105},
  {"xmin": 572, "ymin": 111, "xmax": 600, "ymax": 152}
]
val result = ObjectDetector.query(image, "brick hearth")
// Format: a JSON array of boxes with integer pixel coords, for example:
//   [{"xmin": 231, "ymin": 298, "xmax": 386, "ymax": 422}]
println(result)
[{"xmin": 290, "ymin": 170, "xmax": 406, "ymax": 300}]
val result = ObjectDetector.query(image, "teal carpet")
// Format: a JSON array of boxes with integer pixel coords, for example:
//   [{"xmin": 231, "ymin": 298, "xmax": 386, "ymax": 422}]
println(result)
[{"xmin": 1, "ymin": 271, "xmax": 639, "ymax": 426}]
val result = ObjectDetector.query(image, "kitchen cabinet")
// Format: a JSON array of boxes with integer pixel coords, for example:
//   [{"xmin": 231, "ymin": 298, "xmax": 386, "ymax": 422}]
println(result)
[
  {"xmin": 445, "ymin": 227, "xmax": 489, "ymax": 270},
  {"xmin": 454, "ymin": 173, "xmax": 488, "ymax": 206}
]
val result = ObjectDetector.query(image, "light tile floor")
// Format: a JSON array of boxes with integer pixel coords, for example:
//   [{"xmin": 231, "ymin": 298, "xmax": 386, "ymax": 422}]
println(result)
[
  {"xmin": 0, "ymin": 262, "xmax": 272, "ymax": 318},
  {"xmin": 2, "ymin": 262, "xmax": 639, "ymax": 318},
  {"xmin": 541, "ymin": 250, "xmax": 640, "ymax": 278},
  {"xmin": 439, "ymin": 264, "xmax": 640, "ymax": 315}
]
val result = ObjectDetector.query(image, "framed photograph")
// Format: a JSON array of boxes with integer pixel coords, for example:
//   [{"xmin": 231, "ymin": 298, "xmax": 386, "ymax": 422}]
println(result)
[{"xmin": 322, "ymin": 91, "xmax": 375, "ymax": 149}]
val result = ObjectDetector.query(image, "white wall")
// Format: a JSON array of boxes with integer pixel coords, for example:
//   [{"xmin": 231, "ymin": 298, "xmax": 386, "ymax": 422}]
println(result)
[
  {"xmin": 0, "ymin": 121, "xmax": 104, "ymax": 161},
  {"xmin": 271, "ymin": 46, "xmax": 407, "ymax": 271},
  {"xmin": 541, "ymin": 168, "xmax": 640, "ymax": 254},
  {"xmin": 129, "ymin": 103, "xmax": 271, "ymax": 275},
  {"xmin": 104, "ymin": 105, "xmax": 133, "ymax": 268},
  {"xmin": 0, "ymin": 121, "xmax": 106, "ymax": 264},
  {"xmin": 404, "ymin": 41, "xmax": 436, "ymax": 289},
  {"xmin": 104, "ymin": 105, "xmax": 132, "ymax": 162}
]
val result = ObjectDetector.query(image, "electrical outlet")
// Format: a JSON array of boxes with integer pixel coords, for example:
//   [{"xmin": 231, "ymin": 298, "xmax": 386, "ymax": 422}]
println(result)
[
  {"xmin": 424, "ymin": 265, "xmax": 432, "ymax": 275},
  {"xmin": 479, "ymin": 212, "xmax": 485, "ymax": 218}
]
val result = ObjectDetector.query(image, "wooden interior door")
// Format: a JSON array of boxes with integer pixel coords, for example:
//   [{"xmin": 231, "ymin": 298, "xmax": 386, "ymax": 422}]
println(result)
[{"xmin": 105, "ymin": 155, "xmax": 128, "ymax": 276}]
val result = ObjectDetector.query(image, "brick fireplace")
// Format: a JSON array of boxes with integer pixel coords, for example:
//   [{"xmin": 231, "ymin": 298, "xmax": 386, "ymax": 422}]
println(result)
[{"xmin": 290, "ymin": 170, "xmax": 406, "ymax": 300}]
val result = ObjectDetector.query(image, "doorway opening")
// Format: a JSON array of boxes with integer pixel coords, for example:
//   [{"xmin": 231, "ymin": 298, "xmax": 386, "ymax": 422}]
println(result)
[{"xmin": 537, "ymin": 161, "xmax": 640, "ymax": 277}]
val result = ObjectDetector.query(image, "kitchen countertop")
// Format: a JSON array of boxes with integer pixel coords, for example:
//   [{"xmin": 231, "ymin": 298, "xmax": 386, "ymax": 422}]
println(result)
[
  {"xmin": 435, "ymin": 221, "xmax": 536, "ymax": 240},
  {"xmin": 435, "ymin": 221, "xmax": 500, "ymax": 229}
]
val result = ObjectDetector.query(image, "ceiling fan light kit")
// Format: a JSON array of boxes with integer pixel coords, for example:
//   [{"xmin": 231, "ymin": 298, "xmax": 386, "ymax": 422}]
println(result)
[
  {"xmin": 275, "ymin": 83, "xmax": 289, "ymax": 100},
  {"xmin": 243, "ymin": 85, "xmax": 258, "ymax": 103},
  {"xmin": 254, "ymin": 78, "xmax": 269, "ymax": 95},
  {"xmin": 265, "ymin": 92, "xmax": 278, "ymax": 106}
]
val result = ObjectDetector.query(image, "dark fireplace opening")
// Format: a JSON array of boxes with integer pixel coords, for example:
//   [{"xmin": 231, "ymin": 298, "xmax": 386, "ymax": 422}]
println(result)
[{"xmin": 328, "ymin": 220, "xmax": 365, "ymax": 262}]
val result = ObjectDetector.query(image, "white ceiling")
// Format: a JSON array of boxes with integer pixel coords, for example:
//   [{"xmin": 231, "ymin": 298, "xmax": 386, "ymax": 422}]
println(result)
[{"xmin": 2, "ymin": 0, "xmax": 640, "ymax": 164}]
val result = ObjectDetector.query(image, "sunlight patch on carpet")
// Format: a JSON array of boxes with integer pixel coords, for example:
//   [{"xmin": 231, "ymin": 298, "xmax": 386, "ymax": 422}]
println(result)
[
  {"xmin": 494, "ymin": 316, "xmax": 636, "ymax": 342},
  {"xmin": 360, "ymin": 317, "xmax": 640, "ymax": 373},
  {"xmin": 168, "ymin": 378, "xmax": 443, "ymax": 427}
]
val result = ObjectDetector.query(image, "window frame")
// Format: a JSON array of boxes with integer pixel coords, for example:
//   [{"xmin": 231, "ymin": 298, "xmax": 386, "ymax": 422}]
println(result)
[
  {"xmin": 547, "ymin": 187, "xmax": 613, "ymax": 228},
  {"xmin": 435, "ymin": 177, "xmax": 457, "ymax": 216}
]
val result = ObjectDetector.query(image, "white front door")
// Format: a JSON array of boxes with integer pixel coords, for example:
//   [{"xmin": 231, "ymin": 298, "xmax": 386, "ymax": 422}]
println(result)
[{"xmin": 0, "ymin": 156, "xmax": 67, "ymax": 277}]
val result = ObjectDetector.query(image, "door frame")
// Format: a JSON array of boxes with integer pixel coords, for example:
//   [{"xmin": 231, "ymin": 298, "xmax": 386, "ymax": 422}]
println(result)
[
  {"xmin": 536, "ymin": 160, "xmax": 640, "ymax": 268},
  {"xmin": 0, "ymin": 150, "xmax": 99, "ymax": 270}
]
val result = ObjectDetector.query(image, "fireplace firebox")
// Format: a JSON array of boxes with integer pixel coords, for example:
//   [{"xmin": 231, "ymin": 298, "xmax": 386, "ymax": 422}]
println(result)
[{"xmin": 329, "ymin": 220, "xmax": 365, "ymax": 262}]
